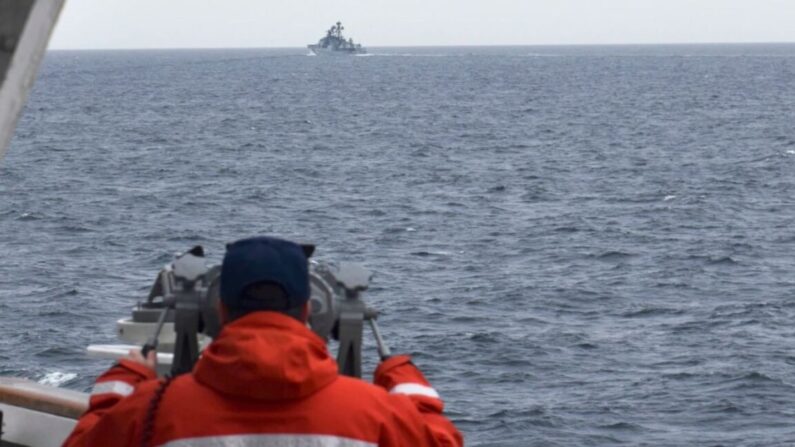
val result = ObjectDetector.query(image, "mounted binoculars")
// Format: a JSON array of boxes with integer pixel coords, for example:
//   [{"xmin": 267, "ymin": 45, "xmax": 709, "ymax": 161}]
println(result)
[{"xmin": 128, "ymin": 246, "xmax": 390, "ymax": 378}]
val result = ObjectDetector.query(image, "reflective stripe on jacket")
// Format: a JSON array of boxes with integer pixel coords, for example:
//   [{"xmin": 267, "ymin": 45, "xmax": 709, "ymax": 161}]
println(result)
[{"xmin": 63, "ymin": 311, "xmax": 462, "ymax": 447}]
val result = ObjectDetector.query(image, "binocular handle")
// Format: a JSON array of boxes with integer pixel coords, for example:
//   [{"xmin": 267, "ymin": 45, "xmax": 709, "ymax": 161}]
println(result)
[
  {"xmin": 368, "ymin": 319, "xmax": 391, "ymax": 360},
  {"xmin": 141, "ymin": 342, "xmax": 156, "ymax": 357},
  {"xmin": 141, "ymin": 307, "xmax": 171, "ymax": 357}
]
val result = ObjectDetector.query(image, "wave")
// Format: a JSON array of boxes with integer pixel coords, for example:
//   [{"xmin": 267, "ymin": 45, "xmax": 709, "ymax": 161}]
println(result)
[
  {"xmin": 410, "ymin": 250, "xmax": 452, "ymax": 257},
  {"xmin": 38, "ymin": 371, "xmax": 77, "ymax": 387},
  {"xmin": 594, "ymin": 250, "xmax": 636, "ymax": 261}
]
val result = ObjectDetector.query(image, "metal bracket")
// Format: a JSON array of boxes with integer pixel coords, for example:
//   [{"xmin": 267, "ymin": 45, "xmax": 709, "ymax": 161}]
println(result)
[
  {"xmin": 336, "ymin": 297, "xmax": 366, "ymax": 377},
  {"xmin": 170, "ymin": 286, "xmax": 201, "ymax": 376}
]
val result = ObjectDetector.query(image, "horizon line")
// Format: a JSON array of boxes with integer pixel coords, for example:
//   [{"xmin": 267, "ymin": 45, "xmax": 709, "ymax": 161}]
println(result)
[{"xmin": 48, "ymin": 41, "xmax": 795, "ymax": 52}]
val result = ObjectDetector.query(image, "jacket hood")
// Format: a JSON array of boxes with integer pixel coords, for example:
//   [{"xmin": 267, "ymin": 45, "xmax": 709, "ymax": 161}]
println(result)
[{"xmin": 194, "ymin": 311, "xmax": 338, "ymax": 401}]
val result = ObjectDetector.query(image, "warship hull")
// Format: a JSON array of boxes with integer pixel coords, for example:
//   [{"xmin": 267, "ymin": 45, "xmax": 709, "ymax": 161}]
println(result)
[{"xmin": 308, "ymin": 44, "xmax": 366, "ymax": 56}]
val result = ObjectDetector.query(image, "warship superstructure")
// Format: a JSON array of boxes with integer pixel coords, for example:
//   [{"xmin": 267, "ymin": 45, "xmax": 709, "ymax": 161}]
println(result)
[{"xmin": 308, "ymin": 21, "xmax": 366, "ymax": 56}]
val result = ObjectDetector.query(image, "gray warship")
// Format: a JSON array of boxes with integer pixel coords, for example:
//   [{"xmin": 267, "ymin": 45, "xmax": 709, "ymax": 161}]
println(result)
[{"xmin": 308, "ymin": 21, "xmax": 366, "ymax": 56}]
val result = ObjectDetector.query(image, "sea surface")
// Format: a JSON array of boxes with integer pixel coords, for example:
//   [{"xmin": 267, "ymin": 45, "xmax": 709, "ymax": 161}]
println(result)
[{"xmin": 2, "ymin": 44, "xmax": 795, "ymax": 446}]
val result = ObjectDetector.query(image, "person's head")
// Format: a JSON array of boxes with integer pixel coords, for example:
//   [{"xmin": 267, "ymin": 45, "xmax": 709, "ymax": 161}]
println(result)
[{"xmin": 219, "ymin": 236, "xmax": 314, "ymax": 324}]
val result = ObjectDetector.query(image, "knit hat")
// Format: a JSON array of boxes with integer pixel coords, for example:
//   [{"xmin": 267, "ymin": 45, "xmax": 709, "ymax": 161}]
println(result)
[{"xmin": 220, "ymin": 236, "xmax": 313, "ymax": 310}]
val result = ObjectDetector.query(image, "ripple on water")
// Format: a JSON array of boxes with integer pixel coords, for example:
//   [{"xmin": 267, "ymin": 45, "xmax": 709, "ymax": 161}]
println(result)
[{"xmin": 2, "ymin": 46, "xmax": 795, "ymax": 446}]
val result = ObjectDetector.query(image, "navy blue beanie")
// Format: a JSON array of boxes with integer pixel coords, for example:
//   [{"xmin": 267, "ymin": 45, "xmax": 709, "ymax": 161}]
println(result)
[{"xmin": 220, "ymin": 236, "xmax": 311, "ymax": 311}]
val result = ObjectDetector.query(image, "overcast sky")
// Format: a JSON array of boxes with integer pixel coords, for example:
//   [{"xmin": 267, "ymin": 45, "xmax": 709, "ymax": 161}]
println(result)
[{"xmin": 49, "ymin": 0, "xmax": 795, "ymax": 49}]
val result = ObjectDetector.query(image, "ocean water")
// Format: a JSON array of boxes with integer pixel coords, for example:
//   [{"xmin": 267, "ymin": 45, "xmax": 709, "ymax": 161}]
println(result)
[{"xmin": 1, "ymin": 44, "xmax": 795, "ymax": 446}]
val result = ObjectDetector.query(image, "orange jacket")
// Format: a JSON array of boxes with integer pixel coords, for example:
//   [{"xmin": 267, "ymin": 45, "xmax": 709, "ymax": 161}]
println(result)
[{"xmin": 64, "ymin": 312, "xmax": 463, "ymax": 447}]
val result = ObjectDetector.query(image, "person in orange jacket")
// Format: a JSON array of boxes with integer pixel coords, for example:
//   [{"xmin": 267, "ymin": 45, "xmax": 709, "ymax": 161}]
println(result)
[{"xmin": 64, "ymin": 236, "xmax": 463, "ymax": 447}]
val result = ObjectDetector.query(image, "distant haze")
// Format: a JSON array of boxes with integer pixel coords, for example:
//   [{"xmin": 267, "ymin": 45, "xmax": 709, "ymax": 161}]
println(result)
[{"xmin": 50, "ymin": 0, "xmax": 795, "ymax": 49}]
